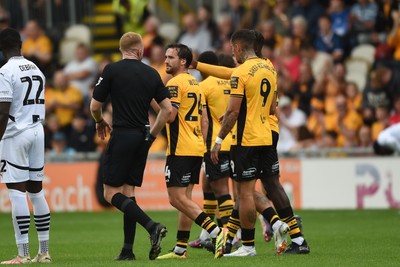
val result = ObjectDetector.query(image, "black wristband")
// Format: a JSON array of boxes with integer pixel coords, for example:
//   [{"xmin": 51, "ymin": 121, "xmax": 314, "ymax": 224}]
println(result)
[{"xmin": 95, "ymin": 118, "xmax": 104, "ymax": 124}]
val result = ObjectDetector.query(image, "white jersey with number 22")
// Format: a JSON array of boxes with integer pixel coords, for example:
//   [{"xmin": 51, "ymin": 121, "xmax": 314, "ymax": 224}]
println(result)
[{"xmin": 0, "ymin": 56, "xmax": 45, "ymax": 139}]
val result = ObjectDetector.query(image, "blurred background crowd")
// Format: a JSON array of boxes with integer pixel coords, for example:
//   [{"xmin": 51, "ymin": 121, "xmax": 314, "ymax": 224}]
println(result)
[{"xmin": 0, "ymin": 0, "xmax": 399, "ymax": 159}]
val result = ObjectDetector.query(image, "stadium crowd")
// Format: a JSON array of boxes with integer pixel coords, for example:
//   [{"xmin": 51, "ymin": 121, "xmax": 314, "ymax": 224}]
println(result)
[{"xmin": 1, "ymin": 0, "xmax": 400, "ymax": 157}]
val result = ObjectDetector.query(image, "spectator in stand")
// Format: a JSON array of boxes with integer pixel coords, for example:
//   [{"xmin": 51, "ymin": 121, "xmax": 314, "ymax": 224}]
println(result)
[
  {"xmin": 197, "ymin": 4, "xmax": 219, "ymax": 48},
  {"xmin": 307, "ymin": 98, "xmax": 326, "ymax": 141},
  {"xmin": 142, "ymin": 16, "xmax": 161, "ymax": 58},
  {"xmin": 270, "ymin": 0, "xmax": 292, "ymax": 36},
  {"xmin": 68, "ymin": 113, "xmax": 96, "ymax": 152},
  {"xmin": 47, "ymin": 132, "xmax": 76, "ymax": 162},
  {"xmin": 177, "ymin": 12, "xmax": 212, "ymax": 54},
  {"xmin": 21, "ymin": 20, "xmax": 52, "ymax": 73},
  {"xmin": 275, "ymin": 36, "xmax": 302, "ymax": 84},
  {"xmin": 371, "ymin": 106, "xmax": 390, "ymax": 141},
  {"xmin": 45, "ymin": 70, "xmax": 83, "ymax": 129},
  {"xmin": 216, "ymin": 13, "xmax": 234, "ymax": 53},
  {"xmin": 314, "ymin": 62, "xmax": 347, "ymax": 115},
  {"xmin": 362, "ymin": 106, "xmax": 376, "ymax": 127},
  {"xmin": 314, "ymin": 14, "xmax": 344, "ymax": 62},
  {"xmin": 291, "ymin": 0, "xmax": 325, "ymax": 37},
  {"xmin": 240, "ymin": 0, "xmax": 272, "ymax": 30},
  {"xmin": 358, "ymin": 125, "xmax": 373, "ymax": 148},
  {"xmin": 222, "ymin": 0, "xmax": 246, "ymax": 31},
  {"xmin": 44, "ymin": 114, "xmax": 62, "ymax": 151},
  {"xmin": 291, "ymin": 15, "xmax": 310, "ymax": 49},
  {"xmin": 389, "ymin": 95, "xmax": 400, "ymax": 125},
  {"xmin": 258, "ymin": 20, "xmax": 282, "ymax": 51},
  {"xmin": 64, "ymin": 43, "xmax": 98, "ymax": 100},
  {"xmin": 300, "ymin": 41, "xmax": 334, "ymax": 82},
  {"xmin": 277, "ymin": 96, "xmax": 307, "ymax": 153},
  {"xmin": 325, "ymin": 94, "xmax": 363, "ymax": 147},
  {"xmin": 374, "ymin": 0, "xmax": 398, "ymax": 43},
  {"xmin": 345, "ymin": 81, "xmax": 362, "ymax": 113},
  {"xmin": 362, "ymin": 69, "xmax": 391, "ymax": 110},
  {"xmin": 328, "ymin": 0, "xmax": 350, "ymax": 38},
  {"xmin": 387, "ymin": 9, "xmax": 400, "ymax": 60},
  {"xmin": 348, "ymin": 0, "xmax": 378, "ymax": 45},
  {"xmin": 149, "ymin": 38, "xmax": 171, "ymax": 85},
  {"xmin": 318, "ymin": 130, "xmax": 338, "ymax": 148},
  {"xmin": 291, "ymin": 61, "xmax": 315, "ymax": 116}
]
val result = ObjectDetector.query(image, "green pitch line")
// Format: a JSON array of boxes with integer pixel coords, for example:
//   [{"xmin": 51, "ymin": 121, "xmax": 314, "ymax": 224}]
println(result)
[{"xmin": 0, "ymin": 210, "xmax": 399, "ymax": 267}]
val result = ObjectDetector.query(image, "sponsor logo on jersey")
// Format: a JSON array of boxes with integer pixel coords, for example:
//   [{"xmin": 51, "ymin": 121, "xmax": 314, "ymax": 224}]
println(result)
[
  {"xmin": 230, "ymin": 76, "xmax": 239, "ymax": 89},
  {"xmin": 168, "ymin": 86, "xmax": 178, "ymax": 98}
]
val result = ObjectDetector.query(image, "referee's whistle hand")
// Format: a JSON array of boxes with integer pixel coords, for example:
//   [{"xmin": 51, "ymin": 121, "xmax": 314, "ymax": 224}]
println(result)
[
  {"xmin": 96, "ymin": 120, "xmax": 111, "ymax": 140},
  {"xmin": 211, "ymin": 144, "xmax": 221, "ymax": 165}
]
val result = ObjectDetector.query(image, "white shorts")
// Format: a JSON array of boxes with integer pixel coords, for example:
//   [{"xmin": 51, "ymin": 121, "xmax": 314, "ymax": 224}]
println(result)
[{"xmin": 0, "ymin": 123, "xmax": 45, "ymax": 183}]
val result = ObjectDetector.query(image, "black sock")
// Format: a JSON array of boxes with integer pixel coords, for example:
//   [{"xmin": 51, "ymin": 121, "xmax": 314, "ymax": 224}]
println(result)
[
  {"xmin": 262, "ymin": 207, "xmax": 279, "ymax": 226},
  {"xmin": 122, "ymin": 197, "xmax": 137, "ymax": 252},
  {"xmin": 111, "ymin": 193, "xmax": 155, "ymax": 234}
]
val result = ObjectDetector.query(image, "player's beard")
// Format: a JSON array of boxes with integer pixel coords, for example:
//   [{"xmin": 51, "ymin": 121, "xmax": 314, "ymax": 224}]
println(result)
[{"xmin": 165, "ymin": 64, "xmax": 175, "ymax": 75}]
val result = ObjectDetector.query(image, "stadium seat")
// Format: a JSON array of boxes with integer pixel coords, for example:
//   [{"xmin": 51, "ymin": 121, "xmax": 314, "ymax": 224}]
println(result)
[
  {"xmin": 64, "ymin": 24, "xmax": 92, "ymax": 46},
  {"xmin": 350, "ymin": 44, "xmax": 376, "ymax": 67},
  {"xmin": 58, "ymin": 38, "xmax": 81, "ymax": 65},
  {"xmin": 158, "ymin": 22, "xmax": 180, "ymax": 44},
  {"xmin": 345, "ymin": 58, "xmax": 369, "ymax": 91}
]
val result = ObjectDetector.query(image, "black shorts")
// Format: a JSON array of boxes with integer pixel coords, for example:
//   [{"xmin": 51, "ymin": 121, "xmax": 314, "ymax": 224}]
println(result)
[
  {"xmin": 165, "ymin": 156, "xmax": 202, "ymax": 187},
  {"xmin": 204, "ymin": 151, "xmax": 231, "ymax": 181},
  {"xmin": 103, "ymin": 128, "xmax": 150, "ymax": 187},
  {"xmin": 272, "ymin": 130, "xmax": 279, "ymax": 149},
  {"xmin": 230, "ymin": 145, "xmax": 279, "ymax": 182}
]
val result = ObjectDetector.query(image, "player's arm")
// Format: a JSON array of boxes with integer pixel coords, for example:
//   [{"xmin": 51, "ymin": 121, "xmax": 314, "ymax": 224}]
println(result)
[
  {"xmin": 151, "ymin": 98, "xmax": 172, "ymax": 137},
  {"xmin": 195, "ymin": 61, "xmax": 234, "ymax": 80},
  {"xmin": 150, "ymin": 98, "xmax": 160, "ymax": 114},
  {"xmin": 201, "ymin": 106, "xmax": 208, "ymax": 144},
  {"xmin": 0, "ymin": 102, "xmax": 11, "ymax": 140},
  {"xmin": 270, "ymin": 91, "xmax": 277, "ymax": 115},
  {"xmin": 219, "ymin": 96, "xmax": 241, "ymax": 139}
]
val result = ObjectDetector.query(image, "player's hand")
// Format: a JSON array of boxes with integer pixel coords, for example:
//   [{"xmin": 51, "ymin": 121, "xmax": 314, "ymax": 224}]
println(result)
[
  {"xmin": 96, "ymin": 119, "xmax": 111, "ymax": 140},
  {"xmin": 211, "ymin": 143, "xmax": 221, "ymax": 165}
]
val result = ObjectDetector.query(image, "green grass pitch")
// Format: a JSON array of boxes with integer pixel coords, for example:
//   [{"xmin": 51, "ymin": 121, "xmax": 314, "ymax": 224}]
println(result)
[{"xmin": 1, "ymin": 209, "xmax": 399, "ymax": 266}]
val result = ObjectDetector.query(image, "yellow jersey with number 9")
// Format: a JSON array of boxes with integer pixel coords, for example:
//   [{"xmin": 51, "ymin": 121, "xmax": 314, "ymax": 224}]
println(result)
[
  {"xmin": 166, "ymin": 73, "xmax": 206, "ymax": 156},
  {"xmin": 230, "ymin": 58, "xmax": 277, "ymax": 146}
]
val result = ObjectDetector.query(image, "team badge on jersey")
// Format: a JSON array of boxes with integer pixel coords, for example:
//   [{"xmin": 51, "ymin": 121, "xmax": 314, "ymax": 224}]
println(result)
[{"xmin": 230, "ymin": 76, "xmax": 239, "ymax": 89}]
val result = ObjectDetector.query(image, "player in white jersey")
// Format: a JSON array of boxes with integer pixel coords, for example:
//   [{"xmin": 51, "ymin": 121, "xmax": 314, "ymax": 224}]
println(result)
[
  {"xmin": 373, "ymin": 122, "xmax": 400, "ymax": 155},
  {"xmin": 0, "ymin": 28, "xmax": 51, "ymax": 264}
]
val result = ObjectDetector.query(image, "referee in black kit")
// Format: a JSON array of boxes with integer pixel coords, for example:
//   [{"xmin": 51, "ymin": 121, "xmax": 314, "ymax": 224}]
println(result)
[{"xmin": 90, "ymin": 32, "xmax": 172, "ymax": 261}]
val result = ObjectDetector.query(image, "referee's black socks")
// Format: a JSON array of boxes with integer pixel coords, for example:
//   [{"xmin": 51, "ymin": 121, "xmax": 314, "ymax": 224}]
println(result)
[{"xmin": 112, "ymin": 193, "xmax": 155, "ymax": 233}]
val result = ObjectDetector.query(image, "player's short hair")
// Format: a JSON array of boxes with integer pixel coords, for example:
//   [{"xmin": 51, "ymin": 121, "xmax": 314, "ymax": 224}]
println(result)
[
  {"xmin": 231, "ymin": 29, "xmax": 256, "ymax": 51},
  {"xmin": 0, "ymin": 28, "xmax": 22, "ymax": 52},
  {"xmin": 166, "ymin": 43, "xmax": 193, "ymax": 68},
  {"xmin": 119, "ymin": 32, "xmax": 143, "ymax": 53},
  {"xmin": 252, "ymin": 30, "xmax": 264, "ymax": 58},
  {"xmin": 198, "ymin": 51, "xmax": 218, "ymax": 66},
  {"xmin": 373, "ymin": 141, "xmax": 395, "ymax": 156}
]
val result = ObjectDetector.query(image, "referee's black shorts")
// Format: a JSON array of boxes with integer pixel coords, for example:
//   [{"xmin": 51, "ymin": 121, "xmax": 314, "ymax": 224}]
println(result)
[{"xmin": 103, "ymin": 128, "xmax": 150, "ymax": 187}]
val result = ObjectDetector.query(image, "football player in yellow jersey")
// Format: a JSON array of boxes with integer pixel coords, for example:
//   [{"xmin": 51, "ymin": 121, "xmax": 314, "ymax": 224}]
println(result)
[
  {"xmin": 189, "ymin": 52, "xmax": 235, "ymax": 249},
  {"xmin": 156, "ymin": 44, "xmax": 224, "ymax": 260},
  {"xmin": 193, "ymin": 31, "xmax": 310, "ymax": 255},
  {"xmin": 209, "ymin": 29, "xmax": 280, "ymax": 257}
]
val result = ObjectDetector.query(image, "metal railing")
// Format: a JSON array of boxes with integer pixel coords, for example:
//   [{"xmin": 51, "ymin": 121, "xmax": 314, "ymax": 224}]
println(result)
[
  {"xmin": 44, "ymin": 147, "xmax": 399, "ymax": 163},
  {"xmin": 0, "ymin": 0, "xmax": 95, "ymax": 30}
]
